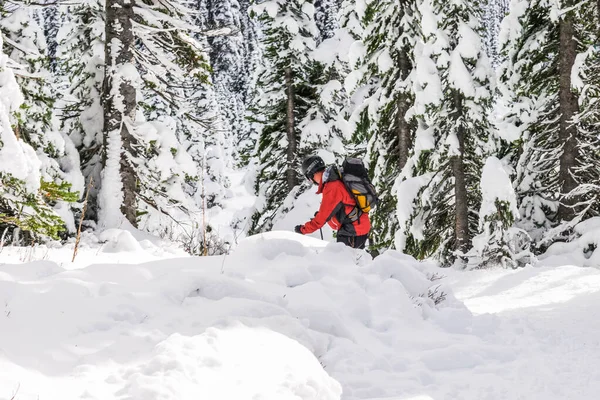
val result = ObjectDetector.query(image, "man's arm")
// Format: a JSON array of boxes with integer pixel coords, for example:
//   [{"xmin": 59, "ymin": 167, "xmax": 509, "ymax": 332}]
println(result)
[{"xmin": 300, "ymin": 185, "xmax": 343, "ymax": 234}]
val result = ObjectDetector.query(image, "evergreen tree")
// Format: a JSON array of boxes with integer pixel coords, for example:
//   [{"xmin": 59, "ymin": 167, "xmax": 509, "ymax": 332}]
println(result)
[
  {"xmin": 56, "ymin": 0, "xmax": 105, "ymax": 222},
  {"xmin": 466, "ymin": 156, "xmax": 533, "ymax": 268},
  {"xmin": 247, "ymin": 0, "xmax": 322, "ymax": 233},
  {"xmin": 130, "ymin": 0, "xmax": 226, "ymax": 238},
  {"xmin": 1, "ymin": 7, "xmax": 82, "ymax": 236},
  {"xmin": 338, "ymin": 0, "xmax": 365, "ymax": 41},
  {"xmin": 42, "ymin": 5, "xmax": 61, "ymax": 72},
  {"xmin": 75, "ymin": 0, "xmax": 214, "ymax": 233},
  {"xmin": 315, "ymin": 0, "xmax": 339, "ymax": 42},
  {"xmin": 233, "ymin": 0, "xmax": 261, "ymax": 165},
  {"xmin": 337, "ymin": 0, "xmax": 369, "ymax": 156},
  {"xmin": 99, "ymin": 0, "xmax": 138, "ymax": 228},
  {"xmin": 300, "ymin": 3, "xmax": 350, "ymax": 163},
  {"xmin": 54, "ymin": 0, "xmax": 226, "ymax": 241},
  {"xmin": 350, "ymin": 0, "xmax": 419, "ymax": 251},
  {"xmin": 0, "ymin": 32, "xmax": 76, "ymax": 242},
  {"xmin": 206, "ymin": 0, "xmax": 251, "ymax": 155},
  {"xmin": 397, "ymin": 0, "xmax": 495, "ymax": 266},
  {"xmin": 568, "ymin": 1, "xmax": 600, "ymax": 227},
  {"xmin": 483, "ymin": 0, "xmax": 509, "ymax": 67},
  {"xmin": 497, "ymin": 0, "xmax": 596, "ymax": 250}
]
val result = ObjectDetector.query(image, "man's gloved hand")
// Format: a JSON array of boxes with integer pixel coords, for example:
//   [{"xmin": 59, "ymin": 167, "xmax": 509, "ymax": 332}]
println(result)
[{"xmin": 294, "ymin": 225, "xmax": 303, "ymax": 234}]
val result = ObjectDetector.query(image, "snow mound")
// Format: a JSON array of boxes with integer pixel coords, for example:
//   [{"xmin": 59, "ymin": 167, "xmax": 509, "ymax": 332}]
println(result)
[
  {"xmin": 99, "ymin": 229, "xmax": 144, "ymax": 253},
  {"xmin": 112, "ymin": 326, "xmax": 341, "ymax": 400},
  {"xmin": 0, "ymin": 231, "xmax": 476, "ymax": 400}
]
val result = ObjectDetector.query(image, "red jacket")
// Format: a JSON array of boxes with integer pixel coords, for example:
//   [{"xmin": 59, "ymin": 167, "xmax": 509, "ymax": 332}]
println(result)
[{"xmin": 300, "ymin": 171, "xmax": 370, "ymax": 237}]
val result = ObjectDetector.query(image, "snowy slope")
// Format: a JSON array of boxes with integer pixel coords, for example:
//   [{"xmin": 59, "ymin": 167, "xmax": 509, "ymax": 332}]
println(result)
[{"xmin": 2, "ymin": 232, "xmax": 600, "ymax": 399}]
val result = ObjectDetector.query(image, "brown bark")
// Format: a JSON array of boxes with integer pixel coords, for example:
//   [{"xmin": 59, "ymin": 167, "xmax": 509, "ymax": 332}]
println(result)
[
  {"xmin": 396, "ymin": 48, "xmax": 412, "ymax": 170},
  {"xmin": 451, "ymin": 91, "xmax": 469, "ymax": 255},
  {"xmin": 598, "ymin": 0, "xmax": 600, "ymax": 39},
  {"xmin": 103, "ymin": 0, "xmax": 138, "ymax": 227},
  {"xmin": 284, "ymin": 66, "xmax": 298, "ymax": 192},
  {"xmin": 596, "ymin": 0, "xmax": 600, "ymax": 38},
  {"xmin": 557, "ymin": 9, "xmax": 579, "ymax": 222}
]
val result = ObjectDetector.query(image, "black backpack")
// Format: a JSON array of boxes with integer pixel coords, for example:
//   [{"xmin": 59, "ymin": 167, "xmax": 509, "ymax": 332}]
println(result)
[{"xmin": 339, "ymin": 158, "xmax": 379, "ymax": 220}]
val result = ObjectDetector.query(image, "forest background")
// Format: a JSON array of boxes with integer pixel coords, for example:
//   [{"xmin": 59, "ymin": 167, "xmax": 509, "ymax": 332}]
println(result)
[{"xmin": 1, "ymin": 0, "xmax": 599, "ymax": 268}]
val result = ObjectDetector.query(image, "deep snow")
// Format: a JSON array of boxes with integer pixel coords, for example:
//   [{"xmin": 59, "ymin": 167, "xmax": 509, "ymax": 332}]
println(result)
[{"xmin": 2, "ymin": 231, "xmax": 600, "ymax": 400}]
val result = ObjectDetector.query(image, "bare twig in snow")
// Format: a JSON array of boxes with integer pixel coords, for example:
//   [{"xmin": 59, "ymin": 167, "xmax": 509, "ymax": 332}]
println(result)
[
  {"xmin": 10, "ymin": 383, "xmax": 20, "ymax": 400},
  {"xmin": 72, "ymin": 177, "xmax": 93, "ymax": 263}
]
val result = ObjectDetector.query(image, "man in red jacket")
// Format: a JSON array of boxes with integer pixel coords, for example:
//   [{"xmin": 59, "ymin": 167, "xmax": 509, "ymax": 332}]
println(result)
[{"xmin": 294, "ymin": 155, "xmax": 371, "ymax": 249}]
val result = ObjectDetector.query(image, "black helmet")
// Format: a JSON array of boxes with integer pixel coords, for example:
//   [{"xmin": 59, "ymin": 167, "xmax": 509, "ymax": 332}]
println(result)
[{"xmin": 301, "ymin": 155, "xmax": 325, "ymax": 180}]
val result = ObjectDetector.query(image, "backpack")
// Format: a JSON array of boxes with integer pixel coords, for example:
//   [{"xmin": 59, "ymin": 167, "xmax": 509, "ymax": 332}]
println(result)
[{"xmin": 339, "ymin": 158, "xmax": 379, "ymax": 220}]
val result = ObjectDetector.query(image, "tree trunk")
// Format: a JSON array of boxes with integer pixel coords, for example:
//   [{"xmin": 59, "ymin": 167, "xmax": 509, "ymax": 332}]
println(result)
[
  {"xmin": 285, "ymin": 66, "xmax": 298, "ymax": 192},
  {"xmin": 102, "ymin": 0, "xmax": 138, "ymax": 227},
  {"xmin": 557, "ymin": 8, "xmax": 579, "ymax": 222},
  {"xmin": 597, "ymin": 0, "xmax": 600, "ymax": 39},
  {"xmin": 396, "ymin": 47, "xmax": 412, "ymax": 170},
  {"xmin": 451, "ymin": 91, "xmax": 469, "ymax": 256}
]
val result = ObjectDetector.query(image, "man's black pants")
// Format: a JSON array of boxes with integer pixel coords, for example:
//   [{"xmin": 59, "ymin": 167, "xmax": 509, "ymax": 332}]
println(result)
[{"xmin": 337, "ymin": 234, "xmax": 369, "ymax": 249}]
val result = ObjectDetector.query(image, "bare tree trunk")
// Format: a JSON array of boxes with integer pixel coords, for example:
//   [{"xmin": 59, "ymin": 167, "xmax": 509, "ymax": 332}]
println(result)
[
  {"xmin": 285, "ymin": 66, "xmax": 298, "ymax": 192},
  {"xmin": 597, "ymin": 0, "xmax": 600, "ymax": 39},
  {"xmin": 103, "ymin": 0, "xmax": 138, "ymax": 227},
  {"xmin": 396, "ymin": 48, "xmax": 412, "ymax": 170},
  {"xmin": 451, "ymin": 91, "xmax": 469, "ymax": 255},
  {"xmin": 557, "ymin": 9, "xmax": 579, "ymax": 222}
]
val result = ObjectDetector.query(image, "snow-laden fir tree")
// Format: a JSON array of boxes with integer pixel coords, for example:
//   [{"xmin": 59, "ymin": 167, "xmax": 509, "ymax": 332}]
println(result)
[
  {"xmin": 466, "ymin": 156, "xmax": 533, "ymax": 268},
  {"xmin": 56, "ymin": 0, "xmax": 105, "ymax": 222},
  {"xmin": 247, "ymin": 0, "xmax": 325, "ymax": 233},
  {"xmin": 299, "ymin": 1, "xmax": 350, "ymax": 164},
  {"xmin": 204, "ymin": 0, "xmax": 257, "ymax": 158},
  {"xmin": 130, "ymin": 0, "xmax": 229, "ymax": 239},
  {"xmin": 230, "ymin": 0, "xmax": 262, "ymax": 165},
  {"xmin": 98, "ymin": 0, "xmax": 220, "ymax": 235},
  {"xmin": 42, "ymin": 4, "xmax": 63, "ymax": 72},
  {"xmin": 347, "ymin": 0, "xmax": 419, "ymax": 251},
  {"xmin": 51, "ymin": 0, "xmax": 229, "ymax": 244},
  {"xmin": 337, "ymin": 0, "xmax": 369, "ymax": 154},
  {"xmin": 483, "ymin": 0, "xmax": 509, "ymax": 67},
  {"xmin": 338, "ymin": 0, "xmax": 365, "ymax": 41},
  {"xmin": 568, "ymin": 2, "xmax": 600, "ymax": 226},
  {"xmin": 0, "ymin": 32, "xmax": 77, "ymax": 242},
  {"xmin": 396, "ymin": 0, "xmax": 496, "ymax": 267},
  {"xmin": 497, "ymin": 0, "xmax": 596, "ymax": 251},
  {"xmin": 1, "ymin": 7, "xmax": 82, "ymax": 237},
  {"xmin": 208, "ymin": 0, "xmax": 243, "ymax": 141},
  {"xmin": 315, "ymin": 0, "xmax": 339, "ymax": 42}
]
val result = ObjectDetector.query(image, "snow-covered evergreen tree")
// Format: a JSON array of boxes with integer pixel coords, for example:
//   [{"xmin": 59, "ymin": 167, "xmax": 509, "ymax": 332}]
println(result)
[
  {"xmin": 466, "ymin": 156, "xmax": 533, "ymax": 268},
  {"xmin": 0, "ymin": 32, "xmax": 77, "ymax": 241},
  {"xmin": 348, "ymin": 0, "xmax": 419, "ymax": 251},
  {"xmin": 130, "ymin": 1, "xmax": 207, "ymax": 231},
  {"xmin": 205, "ymin": 0, "xmax": 255, "ymax": 157},
  {"xmin": 247, "ymin": 0, "xmax": 323, "ymax": 233},
  {"xmin": 397, "ymin": 0, "xmax": 495, "ymax": 266},
  {"xmin": 1, "ymin": 7, "xmax": 82, "ymax": 236},
  {"xmin": 497, "ymin": 0, "xmax": 596, "ymax": 251},
  {"xmin": 300, "ymin": 5, "xmax": 350, "ymax": 164},
  {"xmin": 23, "ymin": 0, "xmax": 231, "ymax": 245},
  {"xmin": 337, "ymin": 0, "xmax": 369, "ymax": 154},
  {"xmin": 315, "ymin": 0, "xmax": 339, "ymax": 42},
  {"xmin": 42, "ymin": 4, "xmax": 62, "ymax": 72},
  {"xmin": 232, "ymin": 0, "xmax": 262, "ymax": 165},
  {"xmin": 56, "ymin": 0, "xmax": 105, "ymax": 222},
  {"xmin": 569, "ymin": 2, "xmax": 600, "ymax": 225},
  {"xmin": 483, "ymin": 0, "xmax": 509, "ymax": 67}
]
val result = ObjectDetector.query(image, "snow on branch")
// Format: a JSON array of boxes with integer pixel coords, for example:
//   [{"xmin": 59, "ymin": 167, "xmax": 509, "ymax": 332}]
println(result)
[{"xmin": 5, "ymin": 0, "xmax": 78, "ymax": 7}]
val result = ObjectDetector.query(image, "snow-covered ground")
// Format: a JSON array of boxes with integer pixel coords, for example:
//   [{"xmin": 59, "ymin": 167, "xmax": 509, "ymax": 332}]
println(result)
[{"xmin": 2, "ymin": 231, "xmax": 600, "ymax": 400}]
